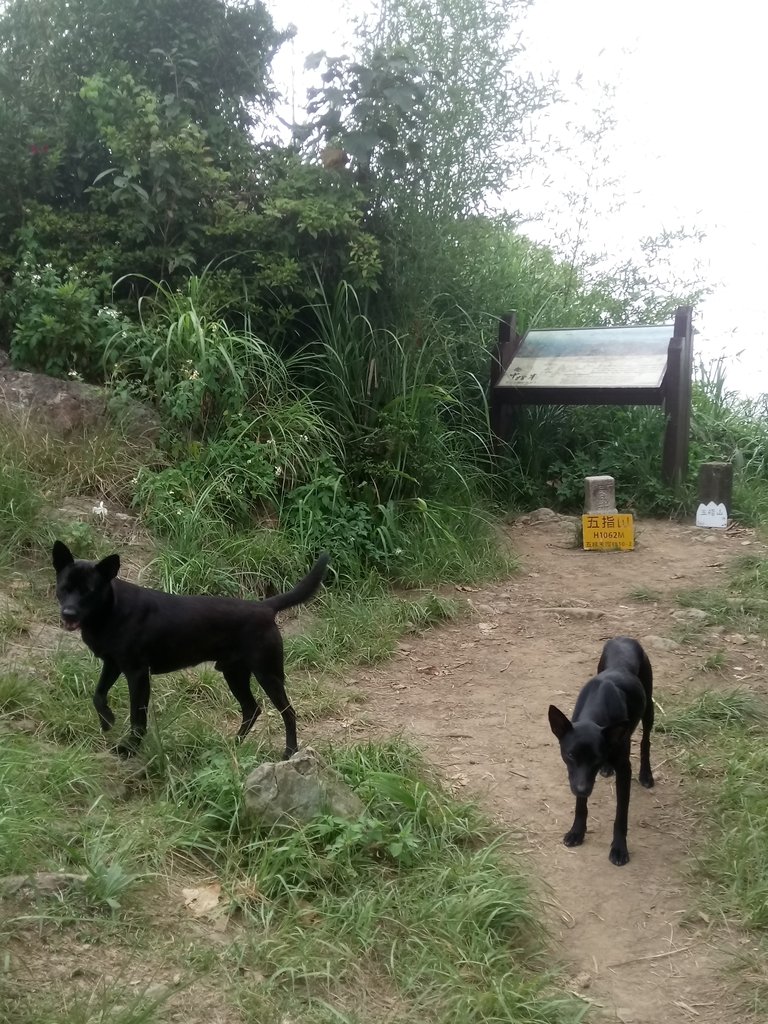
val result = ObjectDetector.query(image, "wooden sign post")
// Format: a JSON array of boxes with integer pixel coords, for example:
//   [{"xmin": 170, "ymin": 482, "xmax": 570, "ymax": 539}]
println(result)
[{"xmin": 490, "ymin": 306, "xmax": 694, "ymax": 486}]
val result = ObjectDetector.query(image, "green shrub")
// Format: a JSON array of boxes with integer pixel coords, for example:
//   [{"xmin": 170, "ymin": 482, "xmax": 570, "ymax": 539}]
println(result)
[{"xmin": 6, "ymin": 253, "xmax": 123, "ymax": 379}]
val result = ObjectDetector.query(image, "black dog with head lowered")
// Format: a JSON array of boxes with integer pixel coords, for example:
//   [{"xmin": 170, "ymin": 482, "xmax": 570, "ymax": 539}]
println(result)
[
  {"xmin": 548, "ymin": 636, "xmax": 655, "ymax": 866},
  {"xmin": 52, "ymin": 540, "xmax": 329, "ymax": 758}
]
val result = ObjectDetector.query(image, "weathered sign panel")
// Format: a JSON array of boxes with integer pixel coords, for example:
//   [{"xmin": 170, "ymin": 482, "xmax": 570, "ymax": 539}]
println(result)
[{"xmin": 498, "ymin": 326, "xmax": 671, "ymax": 390}]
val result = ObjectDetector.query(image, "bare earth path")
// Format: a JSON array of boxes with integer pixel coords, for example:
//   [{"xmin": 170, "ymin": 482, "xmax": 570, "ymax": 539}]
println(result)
[{"xmin": 317, "ymin": 515, "xmax": 766, "ymax": 1024}]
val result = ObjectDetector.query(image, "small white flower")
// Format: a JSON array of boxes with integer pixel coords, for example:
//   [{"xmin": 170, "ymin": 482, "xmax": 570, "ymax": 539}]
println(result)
[
  {"xmin": 394, "ymin": 547, "xmax": 403, "ymax": 555},
  {"xmin": 274, "ymin": 466, "xmax": 282, "ymax": 477}
]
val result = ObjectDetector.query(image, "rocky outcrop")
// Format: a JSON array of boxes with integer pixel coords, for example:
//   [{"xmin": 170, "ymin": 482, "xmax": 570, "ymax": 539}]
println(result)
[{"xmin": 0, "ymin": 351, "xmax": 159, "ymax": 439}]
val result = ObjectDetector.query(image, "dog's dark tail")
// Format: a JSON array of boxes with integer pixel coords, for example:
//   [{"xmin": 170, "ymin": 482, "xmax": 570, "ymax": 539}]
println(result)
[{"xmin": 262, "ymin": 553, "xmax": 330, "ymax": 613}]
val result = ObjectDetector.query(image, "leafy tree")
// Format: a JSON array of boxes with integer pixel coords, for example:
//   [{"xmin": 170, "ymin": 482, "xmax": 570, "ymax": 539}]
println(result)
[
  {"xmin": 298, "ymin": 0, "xmax": 560, "ymax": 331},
  {"xmin": 0, "ymin": 0, "xmax": 287, "ymax": 281},
  {"xmin": 0, "ymin": 0, "xmax": 382, "ymax": 352},
  {"xmin": 305, "ymin": 0, "xmax": 553, "ymax": 220},
  {"xmin": 0, "ymin": 0, "xmax": 286, "ymax": 223},
  {"xmin": 302, "ymin": 45, "xmax": 429, "ymax": 206},
  {"xmin": 79, "ymin": 68, "xmax": 230, "ymax": 275}
]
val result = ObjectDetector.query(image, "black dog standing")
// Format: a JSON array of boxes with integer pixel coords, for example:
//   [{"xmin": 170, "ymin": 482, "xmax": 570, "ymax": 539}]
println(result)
[
  {"xmin": 548, "ymin": 636, "xmax": 655, "ymax": 866},
  {"xmin": 52, "ymin": 540, "xmax": 329, "ymax": 758}
]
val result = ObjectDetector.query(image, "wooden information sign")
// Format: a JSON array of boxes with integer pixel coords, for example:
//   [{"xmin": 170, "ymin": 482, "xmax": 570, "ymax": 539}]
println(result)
[{"xmin": 490, "ymin": 306, "xmax": 694, "ymax": 485}]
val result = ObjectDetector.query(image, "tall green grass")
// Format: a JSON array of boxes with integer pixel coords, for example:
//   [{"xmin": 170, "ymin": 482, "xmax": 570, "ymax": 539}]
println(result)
[
  {"xmin": 302, "ymin": 280, "xmax": 494, "ymax": 504},
  {"xmin": 99, "ymin": 277, "xmax": 514, "ymax": 594},
  {"xmin": 107, "ymin": 272, "xmax": 331, "ymax": 435}
]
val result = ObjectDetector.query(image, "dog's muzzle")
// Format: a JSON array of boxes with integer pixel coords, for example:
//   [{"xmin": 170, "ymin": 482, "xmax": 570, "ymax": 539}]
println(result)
[{"xmin": 61, "ymin": 614, "xmax": 81, "ymax": 632}]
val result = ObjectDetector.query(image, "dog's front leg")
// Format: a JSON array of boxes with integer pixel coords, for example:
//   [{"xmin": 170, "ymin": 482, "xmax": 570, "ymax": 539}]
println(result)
[
  {"xmin": 563, "ymin": 795, "xmax": 588, "ymax": 847},
  {"xmin": 609, "ymin": 760, "xmax": 632, "ymax": 865},
  {"xmin": 93, "ymin": 659, "xmax": 120, "ymax": 732},
  {"xmin": 116, "ymin": 668, "xmax": 151, "ymax": 758}
]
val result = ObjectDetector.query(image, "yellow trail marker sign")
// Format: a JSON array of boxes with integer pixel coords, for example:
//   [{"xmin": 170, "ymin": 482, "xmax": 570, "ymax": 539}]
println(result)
[{"xmin": 582, "ymin": 514, "xmax": 634, "ymax": 551}]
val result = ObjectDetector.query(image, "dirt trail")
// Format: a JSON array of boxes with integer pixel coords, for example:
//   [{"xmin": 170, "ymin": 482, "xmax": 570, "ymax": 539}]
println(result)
[{"xmin": 319, "ymin": 515, "xmax": 766, "ymax": 1024}]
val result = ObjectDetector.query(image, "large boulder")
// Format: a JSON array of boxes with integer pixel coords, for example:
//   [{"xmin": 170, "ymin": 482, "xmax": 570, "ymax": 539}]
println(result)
[
  {"xmin": 243, "ymin": 747, "xmax": 365, "ymax": 827},
  {"xmin": 0, "ymin": 354, "xmax": 159, "ymax": 439}
]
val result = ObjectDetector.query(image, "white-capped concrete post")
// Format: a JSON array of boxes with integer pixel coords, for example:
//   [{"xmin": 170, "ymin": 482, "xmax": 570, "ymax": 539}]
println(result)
[{"xmin": 695, "ymin": 462, "xmax": 733, "ymax": 528}]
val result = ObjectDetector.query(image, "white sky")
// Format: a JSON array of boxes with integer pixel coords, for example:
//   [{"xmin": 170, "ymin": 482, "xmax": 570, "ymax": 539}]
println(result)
[{"xmin": 266, "ymin": 0, "xmax": 768, "ymax": 396}]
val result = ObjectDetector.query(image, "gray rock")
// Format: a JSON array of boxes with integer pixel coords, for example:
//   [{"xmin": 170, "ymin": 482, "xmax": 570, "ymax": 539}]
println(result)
[
  {"xmin": 525, "ymin": 507, "xmax": 559, "ymax": 524},
  {"xmin": 244, "ymin": 747, "xmax": 365, "ymax": 827},
  {"xmin": 540, "ymin": 606, "xmax": 605, "ymax": 619},
  {"xmin": 642, "ymin": 635, "xmax": 681, "ymax": 653},
  {"xmin": 0, "ymin": 364, "xmax": 159, "ymax": 439},
  {"xmin": 1, "ymin": 871, "xmax": 88, "ymax": 896},
  {"xmin": 671, "ymin": 608, "xmax": 708, "ymax": 622}
]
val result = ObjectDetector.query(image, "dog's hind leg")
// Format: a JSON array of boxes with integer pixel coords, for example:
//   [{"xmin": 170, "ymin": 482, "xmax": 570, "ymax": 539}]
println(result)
[
  {"xmin": 253, "ymin": 665, "xmax": 297, "ymax": 760},
  {"xmin": 609, "ymin": 758, "xmax": 632, "ymax": 865},
  {"xmin": 638, "ymin": 650, "xmax": 655, "ymax": 789},
  {"xmin": 93, "ymin": 658, "xmax": 120, "ymax": 732},
  {"xmin": 638, "ymin": 698, "xmax": 655, "ymax": 788},
  {"xmin": 220, "ymin": 664, "xmax": 262, "ymax": 742}
]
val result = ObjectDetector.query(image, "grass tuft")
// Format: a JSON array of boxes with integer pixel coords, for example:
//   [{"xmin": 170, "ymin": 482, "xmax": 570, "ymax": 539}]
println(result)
[
  {"xmin": 660, "ymin": 689, "xmax": 768, "ymax": 939},
  {"xmin": 287, "ymin": 589, "xmax": 459, "ymax": 669}
]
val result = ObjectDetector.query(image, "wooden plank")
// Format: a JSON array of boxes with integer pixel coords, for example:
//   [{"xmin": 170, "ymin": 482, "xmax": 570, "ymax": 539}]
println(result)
[
  {"xmin": 661, "ymin": 306, "xmax": 694, "ymax": 484},
  {"xmin": 676, "ymin": 305, "xmax": 694, "ymax": 482},
  {"xmin": 490, "ymin": 312, "xmax": 521, "ymax": 442},
  {"xmin": 499, "ymin": 387, "xmax": 663, "ymax": 406},
  {"xmin": 661, "ymin": 334, "xmax": 682, "ymax": 484}
]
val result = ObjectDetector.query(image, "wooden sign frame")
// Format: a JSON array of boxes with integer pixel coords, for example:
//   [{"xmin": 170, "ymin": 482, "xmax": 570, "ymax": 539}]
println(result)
[{"xmin": 489, "ymin": 306, "xmax": 694, "ymax": 485}]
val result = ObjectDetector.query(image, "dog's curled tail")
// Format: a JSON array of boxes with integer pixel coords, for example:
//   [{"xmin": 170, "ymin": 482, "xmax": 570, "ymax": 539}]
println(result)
[{"xmin": 262, "ymin": 553, "xmax": 331, "ymax": 613}]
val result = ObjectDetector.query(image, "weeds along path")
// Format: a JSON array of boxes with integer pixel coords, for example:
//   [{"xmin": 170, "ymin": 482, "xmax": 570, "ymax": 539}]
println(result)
[{"xmin": 320, "ymin": 515, "xmax": 765, "ymax": 1024}]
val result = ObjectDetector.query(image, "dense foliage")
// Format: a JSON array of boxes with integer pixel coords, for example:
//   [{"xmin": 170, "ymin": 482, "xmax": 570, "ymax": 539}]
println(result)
[{"xmin": 2, "ymin": 0, "xmax": 752, "ymax": 596}]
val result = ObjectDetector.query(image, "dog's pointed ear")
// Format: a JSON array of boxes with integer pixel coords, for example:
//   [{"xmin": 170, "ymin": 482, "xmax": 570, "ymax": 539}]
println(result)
[
  {"xmin": 52, "ymin": 540, "xmax": 74, "ymax": 573},
  {"xmin": 96, "ymin": 553, "xmax": 121, "ymax": 581},
  {"xmin": 548, "ymin": 705, "xmax": 572, "ymax": 740},
  {"xmin": 603, "ymin": 721, "xmax": 630, "ymax": 747}
]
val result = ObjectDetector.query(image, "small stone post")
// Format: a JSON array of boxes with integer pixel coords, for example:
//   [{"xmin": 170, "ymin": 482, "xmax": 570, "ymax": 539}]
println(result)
[{"xmin": 584, "ymin": 475, "xmax": 617, "ymax": 515}]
